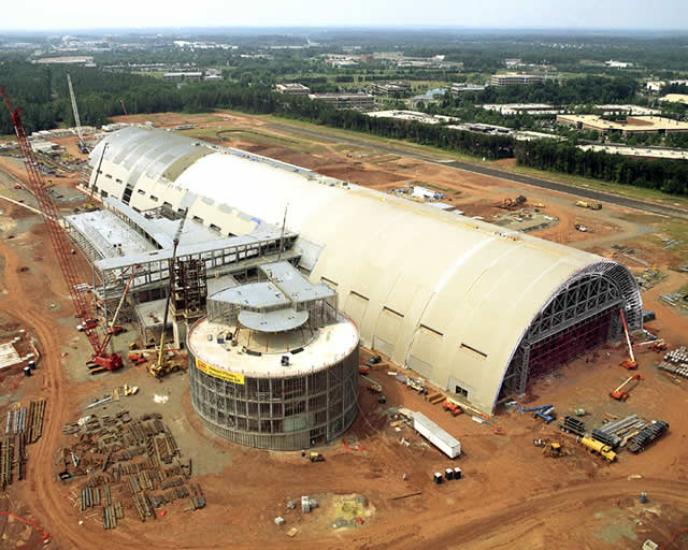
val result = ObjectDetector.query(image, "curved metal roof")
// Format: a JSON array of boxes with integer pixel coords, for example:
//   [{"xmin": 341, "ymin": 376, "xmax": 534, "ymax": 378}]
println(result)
[{"xmin": 90, "ymin": 127, "xmax": 641, "ymax": 412}]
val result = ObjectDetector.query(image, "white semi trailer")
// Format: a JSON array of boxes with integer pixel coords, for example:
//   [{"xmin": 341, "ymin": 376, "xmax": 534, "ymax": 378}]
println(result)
[{"xmin": 413, "ymin": 412, "xmax": 461, "ymax": 459}]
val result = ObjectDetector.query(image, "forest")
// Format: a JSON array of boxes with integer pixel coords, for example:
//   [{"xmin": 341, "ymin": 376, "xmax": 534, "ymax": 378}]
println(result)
[
  {"xmin": 1, "ymin": 62, "xmax": 686, "ymax": 196},
  {"xmin": 514, "ymin": 140, "xmax": 688, "ymax": 196}
]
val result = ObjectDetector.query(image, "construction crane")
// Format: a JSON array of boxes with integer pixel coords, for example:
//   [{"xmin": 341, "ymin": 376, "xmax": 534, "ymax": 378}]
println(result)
[
  {"xmin": 106, "ymin": 264, "xmax": 141, "ymax": 336},
  {"xmin": 119, "ymin": 99, "xmax": 128, "ymax": 116},
  {"xmin": 149, "ymin": 211, "xmax": 188, "ymax": 378},
  {"xmin": 66, "ymin": 74, "xmax": 88, "ymax": 154},
  {"xmin": 610, "ymin": 374, "xmax": 642, "ymax": 401},
  {"xmin": 0, "ymin": 87, "xmax": 122, "ymax": 372},
  {"xmin": 619, "ymin": 309, "xmax": 638, "ymax": 370}
]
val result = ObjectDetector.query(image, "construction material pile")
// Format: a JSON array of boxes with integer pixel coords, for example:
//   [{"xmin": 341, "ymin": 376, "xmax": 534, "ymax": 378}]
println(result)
[
  {"xmin": 560, "ymin": 416, "xmax": 586, "ymax": 436},
  {"xmin": 592, "ymin": 414, "xmax": 647, "ymax": 449},
  {"xmin": 627, "ymin": 420, "xmax": 669, "ymax": 454},
  {"xmin": 658, "ymin": 346, "xmax": 688, "ymax": 379},
  {"xmin": 59, "ymin": 411, "xmax": 205, "ymax": 530},
  {"xmin": 1, "ymin": 399, "xmax": 46, "ymax": 490}
]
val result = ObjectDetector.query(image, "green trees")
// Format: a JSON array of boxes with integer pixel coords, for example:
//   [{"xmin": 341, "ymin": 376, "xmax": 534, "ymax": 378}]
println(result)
[{"xmin": 514, "ymin": 141, "xmax": 688, "ymax": 196}]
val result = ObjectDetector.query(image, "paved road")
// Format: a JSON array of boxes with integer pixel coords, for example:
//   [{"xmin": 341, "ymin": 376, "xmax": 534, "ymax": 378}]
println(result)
[{"xmin": 267, "ymin": 121, "xmax": 688, "ymax": 221}]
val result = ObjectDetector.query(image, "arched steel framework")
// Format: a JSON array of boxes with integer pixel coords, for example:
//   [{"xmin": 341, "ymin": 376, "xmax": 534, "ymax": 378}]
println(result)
[{"xmin": 500, "ymin": 261, "xmax": 642, "ymax": 399}]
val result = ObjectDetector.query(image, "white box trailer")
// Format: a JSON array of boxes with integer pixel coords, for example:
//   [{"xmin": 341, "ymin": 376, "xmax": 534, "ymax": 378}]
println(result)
[{"xmin": 413, "ymin": 412, "xmax": 461, "ymax": 459}]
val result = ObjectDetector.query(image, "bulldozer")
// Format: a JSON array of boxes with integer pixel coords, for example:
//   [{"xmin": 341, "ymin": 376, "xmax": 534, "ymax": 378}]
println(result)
[{"xmin": 497, "ymin": 195, "xmax": 528, "ymax": 210}]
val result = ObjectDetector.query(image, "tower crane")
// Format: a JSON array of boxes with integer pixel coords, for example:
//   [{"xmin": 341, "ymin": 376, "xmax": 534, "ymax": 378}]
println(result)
[
  {"xmin": 67, "ymin": 74, "xmax": 88, "ymax": 154},
  {"xmin": 0, "ymin": 87, "xmax": 122, "ymax": 372}
]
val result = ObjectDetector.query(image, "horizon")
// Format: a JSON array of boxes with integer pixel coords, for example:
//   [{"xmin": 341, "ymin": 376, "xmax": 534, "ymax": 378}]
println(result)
[
  {"xmin": 2, "ymin": 25, "xmax": 688, "ymax": 37},
  {"xmin": 0, "ymin": 0, "xmax": 687, "ymax": 33}
]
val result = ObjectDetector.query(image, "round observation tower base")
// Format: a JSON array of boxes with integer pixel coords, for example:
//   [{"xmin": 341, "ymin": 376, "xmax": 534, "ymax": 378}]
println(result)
[{"xmin": 187, "ymin": 315, "xmax": 359, "ymax": 451}]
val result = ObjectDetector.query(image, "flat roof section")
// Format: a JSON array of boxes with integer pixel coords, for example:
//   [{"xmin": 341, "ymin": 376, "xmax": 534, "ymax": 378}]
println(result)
[
  {"xmin": 66, "ymin": 210, "xmax": 154, "ymax": 259},
  {"xmin": 105, "ymin": 198, "xmax": 220, "ymax": 249},
  {"xmin": 187, "ymin": 316, "xmax": 358, "ymax": 378},
  {"xmin": 557, "ymin": 114, "xmax": 688, "ymax": 133},
  {"xmin": 211, "ymin": 282, "xmax": 290, "ymax": 310},
  {"xmin": 260, "ymin": 261, "xmax": 336, "ymax": 303},
  {"xmin": 238, "ymin": 308, "xmax": 309, "ymax": 333}
]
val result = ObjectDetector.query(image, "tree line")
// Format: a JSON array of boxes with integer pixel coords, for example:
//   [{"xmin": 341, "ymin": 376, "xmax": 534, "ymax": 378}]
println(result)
[
  {"xmin": 1, "ymin": 62, "xmax": 686, "ymax": 196},
  {"xmin": 514, "ymin": 140, "xmax": 688, "ymax": 196}
]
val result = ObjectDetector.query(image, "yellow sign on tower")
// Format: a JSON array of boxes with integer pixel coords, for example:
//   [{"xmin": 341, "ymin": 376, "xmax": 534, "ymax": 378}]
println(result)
[{"xmin": 195, "ymin": 358, "xmax": 245, "ymax": 385}]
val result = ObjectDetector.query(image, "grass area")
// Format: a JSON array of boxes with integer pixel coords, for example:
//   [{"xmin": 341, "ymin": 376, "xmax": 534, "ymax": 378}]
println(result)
[
  {"xmin": 180, "ymin": 124, "xmax": 323, "ymax": 153},
  {"xmin": 656, "ymin": 218, "xmax": 688, "ymax": 262},
  {"xmin": 239, "ymin": 111, "xmax": 688, "ymax": 210},
  {"xmin": 254, "ymin": 111, "xmax": 483, "ymax": 163},
  {"xmin": 501, "ymin": 163, "xmax": 688, "ymax": 209}
]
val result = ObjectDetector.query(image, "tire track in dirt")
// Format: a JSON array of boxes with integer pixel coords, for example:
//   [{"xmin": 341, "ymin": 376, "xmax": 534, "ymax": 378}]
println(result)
[{"xmin": 380, "ymin": 477, "xmax": 688, "ymax": 549}]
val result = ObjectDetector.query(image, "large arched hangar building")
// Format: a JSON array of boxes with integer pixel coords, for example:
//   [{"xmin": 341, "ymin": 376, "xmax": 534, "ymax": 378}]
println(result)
[{"xmin": 85, "ymin": 127, "xmax": 642, "ymax": 413}]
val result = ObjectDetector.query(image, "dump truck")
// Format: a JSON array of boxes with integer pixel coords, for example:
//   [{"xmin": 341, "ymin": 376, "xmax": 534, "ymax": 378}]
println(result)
[
  {"xmin": 575, "ymin": 200, "xmax": 602, "ymax": 210},
  {"xmin": 413, "ymin": 412, "xmax": 461, "ymax": 459},
  {"xmin": 580, "ymin": 436, "xmax": 616, "ymax": 462}
]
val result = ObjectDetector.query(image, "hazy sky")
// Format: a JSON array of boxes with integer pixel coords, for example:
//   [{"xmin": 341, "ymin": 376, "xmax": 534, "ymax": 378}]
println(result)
[{"xmin": 1, "ymin": 0, "xmax": 687, "ymax": 31}]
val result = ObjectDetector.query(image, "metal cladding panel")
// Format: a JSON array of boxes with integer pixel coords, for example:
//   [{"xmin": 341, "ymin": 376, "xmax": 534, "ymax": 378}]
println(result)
[{"xmin": 93, "ymin": 128, "xmax": 642, "ymax": 413}]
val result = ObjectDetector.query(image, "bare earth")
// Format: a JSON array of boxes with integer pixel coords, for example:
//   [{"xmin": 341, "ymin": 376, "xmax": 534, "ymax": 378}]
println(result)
[{"xmin": 0, "ymin": 112, "xmax": 687, "ymax": 549}]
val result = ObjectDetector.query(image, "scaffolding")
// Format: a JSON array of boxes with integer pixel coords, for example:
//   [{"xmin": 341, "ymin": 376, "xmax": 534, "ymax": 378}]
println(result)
[{"xmin": 187, "ymin": 261, "xmax": 358, "ymax": 450}]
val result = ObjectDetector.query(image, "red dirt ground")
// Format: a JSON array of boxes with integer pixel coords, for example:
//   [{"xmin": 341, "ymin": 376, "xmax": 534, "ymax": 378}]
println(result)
[{"xmin": 1, "ymin": 118, "xmax": 687, "ymax": 549}]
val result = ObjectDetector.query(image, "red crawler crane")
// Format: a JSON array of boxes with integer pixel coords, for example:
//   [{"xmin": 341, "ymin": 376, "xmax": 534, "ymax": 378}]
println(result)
[{"xmin": 1, "ymin": 88, "xmax": 122, "ymax": 372}]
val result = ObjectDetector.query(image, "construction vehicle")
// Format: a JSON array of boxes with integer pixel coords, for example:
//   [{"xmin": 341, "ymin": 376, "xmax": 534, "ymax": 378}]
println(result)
[
  {"xmin": 610, "ymin": 374, "xmax": 642, "ymax": 401},
  {"xmin": 1, "ymin": 88, "xmax": 122, "ymax": 373},
  {"xmin": 406, "ymin": 377, "xmax": 426, "ymax": 393},
  {"xmin": 127, "ymin": 352, "xmax": 148, "ymax": 365},
  {"xmin": 580, "ymin": 436, "xmax": 617, "ymax": 462},
  {"xmin": 442, "ymin": 400, "xmax": 463, "ymax": 417},
  {"xmin": 67, "ymin": 74, "xmax": 88, "ymax": 154},
  {"xmin": 497, "ymin": 195, "xmax": 527, "ymax": 209},
  {"xmin": 634, "ymin": 338, "xmax": 666, "ymax": 352},
  {"xmin": 534, "ymin": 439, "xmax": 562, "ymax": 455},
  {"xmin": 519, "ymin": 403, "xmax": 556, "ymax": 424},
  {"xmin": 307, "ymin": 452, "xmax": 325, "ymax": 463},
  {"xmin": 104, "ymin": 264, "xmax": 140, "ymax": 338},
  {"xmin": 575, "ymin": 200, "xmax": 602, "ymax": 210},
  {"xmin": 148, "ymin": 211, "xmax": 187, "ymax": 378},
  {"xmin": 543, "ymin": 441, "xmax": 563, "ymax": 458},
  {"xmin": 366, "ymin": 354, "xmax": 382, "ymax": 367},
  {"xmin": 619, "ymin": 309, "xmax": 638, "ymax": 370}
]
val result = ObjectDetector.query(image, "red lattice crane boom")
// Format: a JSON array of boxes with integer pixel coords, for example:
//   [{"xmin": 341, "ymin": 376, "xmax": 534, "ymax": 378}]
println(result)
[{"xmin": 0, "ymin": 88, "xmax": 122, "ymax": 371}]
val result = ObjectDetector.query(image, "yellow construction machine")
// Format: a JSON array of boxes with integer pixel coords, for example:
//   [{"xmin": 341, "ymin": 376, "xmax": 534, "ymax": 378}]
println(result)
[
  {"xmin": 575, "ymin": 200, "xmax": 602, "ymax": 210},
  {"xmin": 580, "ymin": 436, "xmax": 616, "ymax": 462},
  {"xmin": 148, "ymin": 210, "xmax": 187, "ymax": 379}
]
